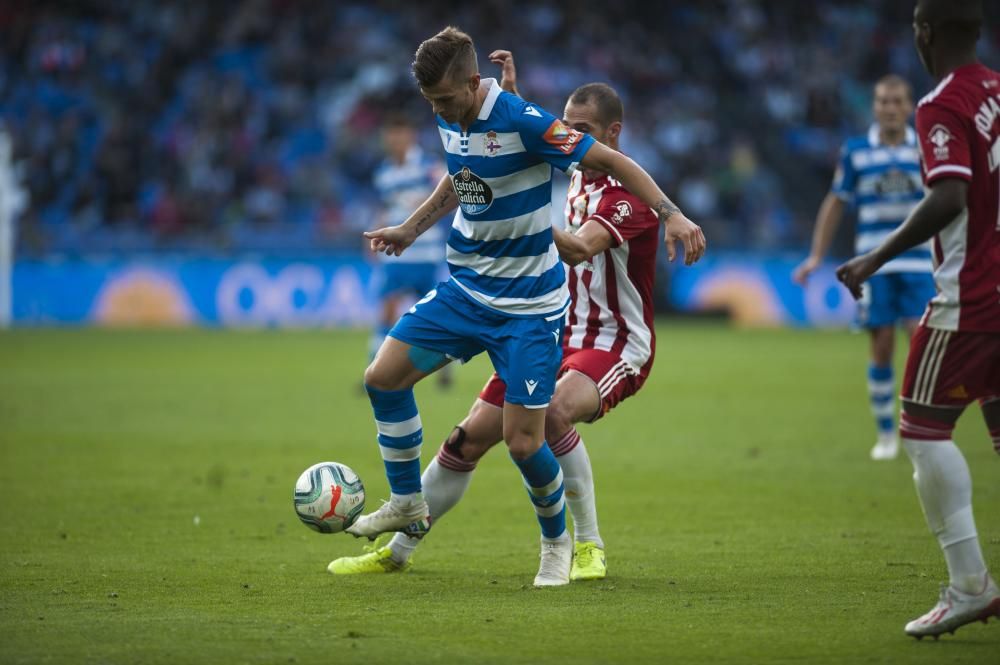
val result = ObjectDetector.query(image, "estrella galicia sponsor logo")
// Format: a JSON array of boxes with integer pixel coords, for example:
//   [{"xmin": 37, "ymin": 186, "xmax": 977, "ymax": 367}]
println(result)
[
  {"xmin": 875, "ymin": 168, "xmax": 919, "ymax": 197},
  {"xmin": 452, "ymin": 166, "xmax": 493, "ymax": 215}
]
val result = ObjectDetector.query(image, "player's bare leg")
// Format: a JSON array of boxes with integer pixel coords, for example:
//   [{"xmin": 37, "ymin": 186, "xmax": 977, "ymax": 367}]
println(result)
[
  {"xmin": 868, "ymin": 325, "xmax": 899, "ymax": 460},
  {"xmin": 900, "ymin": 400, "xmax": 1000, "ymax": 638},
  {"xmin": 545, "ymin": 370, "xmax": 606, "ymax": 580},
  {"xmin": 346, "ymin": 337, "xmax": 449, "ymax": 540}
]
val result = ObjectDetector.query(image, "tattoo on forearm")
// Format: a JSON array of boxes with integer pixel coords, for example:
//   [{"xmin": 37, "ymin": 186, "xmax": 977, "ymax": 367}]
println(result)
[
  {"xmin": 654, "ymin": 198, "xmax": 681, "ymax": 223},
  {"xmin": 415, "ymin": 191, "xmax": 452, "ymax": 233}
]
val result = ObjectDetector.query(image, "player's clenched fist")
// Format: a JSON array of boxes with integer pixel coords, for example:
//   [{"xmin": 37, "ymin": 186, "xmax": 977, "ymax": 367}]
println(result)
[
  {"xmin": 835, "ymin": 253, "xmax": 880, "ymax": 300},
  {"xmin": 363, "ymin": 224, "xmax": 417, "ymax": 257}
]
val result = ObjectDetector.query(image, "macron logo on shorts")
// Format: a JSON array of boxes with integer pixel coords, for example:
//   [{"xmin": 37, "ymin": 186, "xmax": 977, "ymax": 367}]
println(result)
[{"xmin": 525, "ymin": 379, "xmax": 538, "ymax": 396}]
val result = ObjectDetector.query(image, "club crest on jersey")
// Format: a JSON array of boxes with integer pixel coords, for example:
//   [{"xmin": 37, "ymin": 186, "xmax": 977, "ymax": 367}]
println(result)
[
  {"xmin": 483, "ymin": 130, "xmax": 502, "ymax": 157},
  {"xmin": 928, "ymin": 124, "xmax": 953, "ymax": 160},
  {"xmin": 543, "ymin": 119, "xmax": 583, "ymax": 155},
  {"xmin": 452, "ymin": 167, "xmax": 493, "ymax": 215},
  {"xmin": 611, "ymin": 200, "xmax": 632, "ymax": 224}
]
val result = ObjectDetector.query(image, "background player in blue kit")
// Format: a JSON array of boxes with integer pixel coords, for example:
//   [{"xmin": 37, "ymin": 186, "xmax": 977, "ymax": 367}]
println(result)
[
  {"xmin": 347, "ymin": 26, "xmax": 706, "ymax": 586},
  {"xmin": 369, "ymin": 114, "xmax": 452, "ymax": 387},
  {"xmin": 794, "ymin": 75, "xmax": 935, "ymax": 461}
]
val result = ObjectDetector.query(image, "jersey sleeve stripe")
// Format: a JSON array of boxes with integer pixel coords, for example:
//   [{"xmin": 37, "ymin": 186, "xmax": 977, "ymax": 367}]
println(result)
[
  {"xmin": 588, "ymin": 213, "xmax": 624, "ymax": 245},
  {"xmin": 925, "ymin": 164, "xmax": 973, "ymax": 180}
]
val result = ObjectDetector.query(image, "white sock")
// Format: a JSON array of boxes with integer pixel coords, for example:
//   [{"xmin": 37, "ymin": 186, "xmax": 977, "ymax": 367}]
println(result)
[
  {"xmin": 389, "ymin": 491, "xmax": 423, "ymax": 509},
  {"xmin": 389, "ymin": 457, "xmax": 473, "ymax": 563},
  {"xmin": 903, "ymin": 438, "xmax": 988, "ymax": 594},
  {"xmin": 552, "ymin": 430, "xmax": 604, "ymax": 549}
]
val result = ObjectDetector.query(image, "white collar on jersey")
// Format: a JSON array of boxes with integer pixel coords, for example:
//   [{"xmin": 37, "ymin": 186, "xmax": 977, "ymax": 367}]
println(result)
[
  {"xmin": 867, "ymin": 123, "xmax": 917, "ymax": 147},
  {"xmin": 477, "ymin": 78, "xmax": 501, "ymax": 121}
]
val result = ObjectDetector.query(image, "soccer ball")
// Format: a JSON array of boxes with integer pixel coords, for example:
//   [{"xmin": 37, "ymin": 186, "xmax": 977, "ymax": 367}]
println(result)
[{"xmin": 293, "ymin": 462, "xmax": 365, "ymax": 533}]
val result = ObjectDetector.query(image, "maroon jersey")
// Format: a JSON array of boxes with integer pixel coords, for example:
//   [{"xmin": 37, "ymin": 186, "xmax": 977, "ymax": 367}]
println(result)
[
  {"xmin": 562, "ymin": 169, "xmax": 659, "ymax": 375},
  {"xmin": 915, "ymin": 63, "xmax": 1000, "ymax": 332}
]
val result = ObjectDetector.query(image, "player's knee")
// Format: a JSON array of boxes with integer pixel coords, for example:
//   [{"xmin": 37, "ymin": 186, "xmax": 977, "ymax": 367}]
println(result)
[
  {"xmin": 363, "ymin": 362, "xmax": 400, "ymax": 392},
  {"xmin": 362, "ymin": 363, "xmax": 383, "ymax": 390},
  {"xmin": 452, "ymin": 426, "xmax": 490, "ymax": 463},
  {"xmin": 505, "ymin": 431, "xmax": 543, "ymax": 460},
  {"xmin": 544, "ymin": 401, "xmax": 575, "ymax": 443}
]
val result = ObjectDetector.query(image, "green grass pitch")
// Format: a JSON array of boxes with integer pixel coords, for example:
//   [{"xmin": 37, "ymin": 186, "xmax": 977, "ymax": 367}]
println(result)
[{"xmin": 1, "ymin": 325, "xmax": 997, "ymax": 664}]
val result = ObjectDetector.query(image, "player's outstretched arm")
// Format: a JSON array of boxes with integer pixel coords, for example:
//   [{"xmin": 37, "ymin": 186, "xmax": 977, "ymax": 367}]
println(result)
[
  {"xmin": 364, "ymin": 173, "xmax": 457, "ymax": 256},
  {"xmin": 579, "ymin": 143, "xmax": 706, "ymax": 265},
  {"xmin": 836, "ymin": 178, "xmax": 966, "ymax": 298},
  {"xmin": 793, "ymin": 192, "xmax": 845, "ymax": 285},
  {"xmin": 489, "ymin": 50, "xmax": 520, "ymax": 97},
  {"xmin": 553, "ymin": 222, "xmax": 614, "ymax": 266}
]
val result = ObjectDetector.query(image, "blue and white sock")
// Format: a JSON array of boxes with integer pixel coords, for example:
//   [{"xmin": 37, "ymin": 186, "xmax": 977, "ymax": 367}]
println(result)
[
  {"xmin": 366, "ymin": 385, "xmax": 422, "ymax": 502},
  {"xmin": 867, "ymin": 364, "xmax": 895, "ymax": 438},
  {"xmin": 511, "ymin": 443, "xmax": 566, "ymax": 540}
]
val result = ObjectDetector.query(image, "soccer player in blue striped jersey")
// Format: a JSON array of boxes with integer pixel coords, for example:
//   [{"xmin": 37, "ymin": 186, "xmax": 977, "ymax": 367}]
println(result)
[
  {"xmin": 349, "ymin": 26, "xmax": 705, "ymax": 587},
  {"xmin": 369, "ymin": 115, "xmax": 452, "ymax": 387},
  {"xmin": 794, "ymin": 75, "xmax": 935, "ymax": 461}
]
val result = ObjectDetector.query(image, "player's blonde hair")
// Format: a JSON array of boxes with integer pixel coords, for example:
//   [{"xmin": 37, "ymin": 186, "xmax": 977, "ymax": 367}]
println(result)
[{"xmin": 412, "ymin": 26, "xmax": 478, "ymax": 88}]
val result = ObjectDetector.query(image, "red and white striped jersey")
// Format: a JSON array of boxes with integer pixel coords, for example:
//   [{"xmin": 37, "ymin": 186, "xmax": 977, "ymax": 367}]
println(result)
[
  {"xmin": 563, "ymin": 168, "xmax": 659, "ymax": 374},
  {"xmin": 915, "ymin": 63, "xmax": 1000, "ymax": 332}
]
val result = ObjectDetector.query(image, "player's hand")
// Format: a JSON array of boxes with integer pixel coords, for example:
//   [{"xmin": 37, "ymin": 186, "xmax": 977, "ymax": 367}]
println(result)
[
  {"xmin": 664, "ymin": 214, "xmax": 706, "ymax": 265},
  {"xmin": 792, "ymin": 256, "xmax": 821, "ymax": 286},
  {"xmin": 835, "ymin": 253, "xmax": 879, "ymax": 300},
  {"xmin": 363, "ymin": 224, "xmax": 417, "ymax": 257},
  {"xmin": 489, "ymin": 50, "xmax": 518, "ymax": 95}
]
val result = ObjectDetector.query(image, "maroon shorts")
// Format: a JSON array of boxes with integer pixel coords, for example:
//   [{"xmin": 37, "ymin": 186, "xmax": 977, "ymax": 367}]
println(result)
[
  {"xmin": 478, "ymin": 347, "xmax": 648, "ymax": 422},
  {"xmin": 901, "ymin": 325, "xmax": 1000, "ymax": 408}
]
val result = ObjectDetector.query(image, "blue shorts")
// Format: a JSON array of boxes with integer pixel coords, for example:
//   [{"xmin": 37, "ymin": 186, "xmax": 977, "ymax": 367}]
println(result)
[
  {"xmin": 388, "ymin": 280, "xmax": 565, "ymax": 408},
  {"xmin": 858, "ymin": 272, "xmax": 936, "ymax": 329},
  {"xmin": 375, "ymin": 262, "xmax": 441, "ymax": 300}
]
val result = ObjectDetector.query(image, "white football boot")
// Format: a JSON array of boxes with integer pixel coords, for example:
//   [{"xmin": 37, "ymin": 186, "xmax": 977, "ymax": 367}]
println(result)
[
  {"xmin": 345, "ymin": 499, "xmax": 431, "ymax": 541},
  {"xmin": 904, "ymin": 575, "xmax": 1000, "ymax": 639},
  {"xmin": 533, "ymin": 534, "xmax": 572, "ymax": 587},
  {"xmin": 870, "ymin": 432, "xmax": 899, "ymax": 460}
]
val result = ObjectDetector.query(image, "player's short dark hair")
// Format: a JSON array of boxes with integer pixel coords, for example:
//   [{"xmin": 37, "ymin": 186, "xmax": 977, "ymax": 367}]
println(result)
[
  {"xmin": 874, "ymin": 74, "xmax": 913, "ymax": 102},
  {"xmin": 568, "ymin": 83, "xmax": 624, "ymax": 127},
  {"xmin": 917, "ymin": 0, "xmax": 983, "ymax": 44},
  {"xmin": 412, "ymin": 26, "xmax": 478, "ymax": 89}
]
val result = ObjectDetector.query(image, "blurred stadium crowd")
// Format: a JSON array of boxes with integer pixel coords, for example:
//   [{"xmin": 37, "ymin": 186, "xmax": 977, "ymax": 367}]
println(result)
[{"xmin": 2, "ymin": 0, "xmax": 998, "ymax": 256}]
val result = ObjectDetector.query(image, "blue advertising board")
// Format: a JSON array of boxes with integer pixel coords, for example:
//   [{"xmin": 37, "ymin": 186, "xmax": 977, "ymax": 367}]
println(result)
[
  {"xmin": 14, "ymin": 256, "xmax": 377, "ymax": 327},
  {"xmin": 667, "ymin": 253, "xmax": 857, "ymax": 327},
  {"xmin": 11, "ymin": 253, "xmax": 859, "ymax": 328}
]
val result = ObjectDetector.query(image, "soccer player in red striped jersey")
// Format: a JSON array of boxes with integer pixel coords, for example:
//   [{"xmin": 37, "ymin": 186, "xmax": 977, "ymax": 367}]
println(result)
[
  {"xmin": 330, "ymin": 50, "xmax": 703, "ymax": 581},
  {"xmin": 837, "ymin": 0, "xmax": 1000, "ymax": 639}
]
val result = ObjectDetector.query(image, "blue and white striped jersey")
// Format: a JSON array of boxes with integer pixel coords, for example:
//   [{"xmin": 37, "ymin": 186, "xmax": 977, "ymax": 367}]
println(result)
[
  {"xmin": 832, "ymin": 124, "xmax": 931, "ymax": 274},
  {"xmin": 373, "ymin": 146, "xmax": 446, "ymax": 264},
  {"xmin": 436, "ymin": 78, "xmax": 596, "ymax": 317}
]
